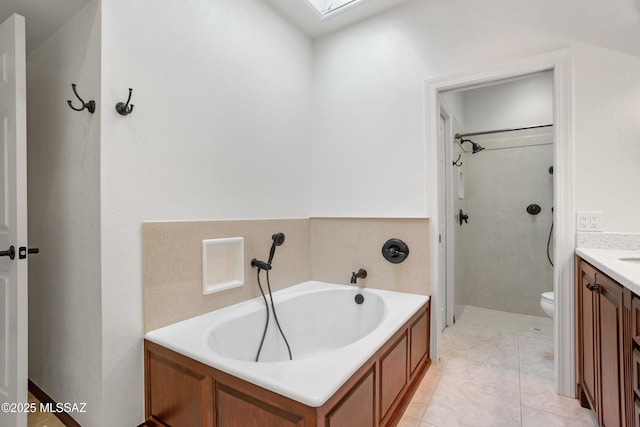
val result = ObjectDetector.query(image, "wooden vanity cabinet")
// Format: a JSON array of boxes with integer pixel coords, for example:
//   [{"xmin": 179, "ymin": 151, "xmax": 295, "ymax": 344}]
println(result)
[
  {"xmin": 578, "ymin": 260, "xmax": 598, "ymax": 414},
  {"xmin": 577, "ymin": 258, "xmax": 633, "ymax": 427},
  {"xmin": 632, "ymin": 295, "xmax": 640, "ymax": 426},
  {"xmin": 598, "ymin": 272, "xmax": 628, "ymax": 427}
]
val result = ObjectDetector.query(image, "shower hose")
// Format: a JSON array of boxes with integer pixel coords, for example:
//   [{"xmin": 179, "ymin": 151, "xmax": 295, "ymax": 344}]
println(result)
[{"xmin": 547, "ymin": 213, "xmax": 554, "ymax": 267}]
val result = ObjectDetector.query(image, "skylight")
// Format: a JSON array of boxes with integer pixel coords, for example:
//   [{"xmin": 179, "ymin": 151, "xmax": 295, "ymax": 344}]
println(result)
[{"xmin": 303, "ymin": 0, "xmax": 369, "ymax": 19}]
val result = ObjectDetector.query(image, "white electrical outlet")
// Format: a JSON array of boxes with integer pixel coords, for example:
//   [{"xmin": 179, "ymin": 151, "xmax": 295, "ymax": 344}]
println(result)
[
  {"xmin": 577, "ymin": 212, "xmax": 602, "ymax": 232},
  {"xmin": 589, "ymin": 213, "xmax": 601, "ymax": 230},
  {"xmin": 578, "ymin": 213, "xmax": 588, "ymax": 230}
]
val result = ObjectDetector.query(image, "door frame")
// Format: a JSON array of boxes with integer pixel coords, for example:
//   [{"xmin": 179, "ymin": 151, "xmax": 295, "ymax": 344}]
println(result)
[
  {"xmin": 438, "ymin": 101, "xmax": 456, "ymax": 327},
  {"xmin": 0, "ymin": 13, "xmax": 28, "ymax": 427},
  {"xmin": 425, "ymin": 48, "xmax": 574, "ymax": 396}
]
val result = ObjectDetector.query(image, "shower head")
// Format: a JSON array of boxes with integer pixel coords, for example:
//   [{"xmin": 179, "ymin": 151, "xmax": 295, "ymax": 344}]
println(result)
[
  {"xmin": 251, "ymin": 232, "xmax": 287, "ymax": 271},
  {"xmin": 267, "ymin": 232, "xmax": 285, "ymax": 265},
  {"xmin": 460, "ymin": 138, "xmax": 485, "ymax": 154},
  {"xmin": 272, "ymin": 232, "xmax": 285, "ymax": 247},
  {"xmin": 470, "ymin": 141, "xmax": 485, "ymax": 154}
]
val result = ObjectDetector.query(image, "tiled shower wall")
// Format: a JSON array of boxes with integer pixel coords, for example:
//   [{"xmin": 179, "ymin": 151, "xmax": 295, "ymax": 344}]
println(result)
[
  {"xmin": 459, "ymin": 139, "xmax": 553, "ymax": 316},
  {"xmin": 143, "ymin": 218, "xmax": 430, "ymax": 332}
]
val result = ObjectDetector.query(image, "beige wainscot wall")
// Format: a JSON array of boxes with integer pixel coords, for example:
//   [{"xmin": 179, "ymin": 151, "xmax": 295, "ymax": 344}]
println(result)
[{"xmin": 143, "ymin": 218, "xmax": 430, "ymax": 332}]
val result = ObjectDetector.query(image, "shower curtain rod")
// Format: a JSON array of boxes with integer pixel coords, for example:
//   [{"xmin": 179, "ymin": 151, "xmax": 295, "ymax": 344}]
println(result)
[{"xmin": 454, "ymin": 123, "xmax": 553, "ymax": 139}]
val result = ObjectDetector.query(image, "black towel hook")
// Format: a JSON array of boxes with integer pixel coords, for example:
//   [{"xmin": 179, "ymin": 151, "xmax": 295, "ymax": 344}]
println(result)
[
  {"xmin": 115, "ymin": 88, "xmax": 134, "ymax": 116},
  {"xmin": 67, "ymin": 83, "xmax": 95, "ymax": 113}
]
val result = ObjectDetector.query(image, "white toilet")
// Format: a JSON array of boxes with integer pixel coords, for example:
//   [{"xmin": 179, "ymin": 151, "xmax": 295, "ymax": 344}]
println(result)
[{"xmin": 540, "ymin": 291, "xmax": 554, "ymax": 318}]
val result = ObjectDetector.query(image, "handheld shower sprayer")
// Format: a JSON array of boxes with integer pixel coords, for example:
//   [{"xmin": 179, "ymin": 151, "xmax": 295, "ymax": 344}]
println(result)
[
  {"xmin": 268, "ymin": 232, "xmax": 285, "ymax": 265},
  {"xmin": 251, "ymin": 232, "xmax": 286, "ymax": 271}
]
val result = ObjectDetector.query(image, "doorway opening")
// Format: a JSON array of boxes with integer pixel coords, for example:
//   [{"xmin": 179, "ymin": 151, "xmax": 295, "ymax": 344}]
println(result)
[
  {"xmin": 426, "ymin": 49, "xmax": 574, "ymax": 397},
  {"xmin": 442, "ymin": 70, "xmax": 554, "ymax": 323}
]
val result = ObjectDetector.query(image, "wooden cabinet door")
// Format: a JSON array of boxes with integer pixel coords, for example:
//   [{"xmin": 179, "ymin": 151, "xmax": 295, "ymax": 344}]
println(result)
[
  {"xmin": 409, "ymin": 310, "xmax": 429, "ymax": 376},
  {"xmin": 597, "ymin": 273, "xmax": 626, "ymax": 427},
  {"xmin": 146, "ymin": 351, "xmax": 213, "ymax": 427},
  {"xmin": 633, "ymin": 297, "xmax": 640, "ymax": 408},
  {"xmin": 324, "ymin": 368, "xmax": 375, "ymax": 427},
  {"xmin": 380, "ymin": 334, "xmax": 408, "ymax": 421},
  {"xmin": 216, "ymin": 383, "xmax": 306, "ymax": 427},
  {"xmin": 579, "ymin": 260, "xmax": 598, "ymax": 415}
]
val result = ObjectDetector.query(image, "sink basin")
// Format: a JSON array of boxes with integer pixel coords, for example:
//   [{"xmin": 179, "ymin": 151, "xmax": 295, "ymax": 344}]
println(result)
[{"xmin": 618, "ymin": 257, "xmax": 640, "ymax": 265}]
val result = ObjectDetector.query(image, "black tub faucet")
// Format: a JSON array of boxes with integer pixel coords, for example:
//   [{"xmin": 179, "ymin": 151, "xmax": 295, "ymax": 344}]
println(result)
[{"xmin": 350, "ymin": 268, "xmax": 367, "ymax": 284}]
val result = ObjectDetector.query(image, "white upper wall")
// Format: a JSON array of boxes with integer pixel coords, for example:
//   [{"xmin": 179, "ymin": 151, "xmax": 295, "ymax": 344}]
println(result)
[
  {"xmin": 100, "ymin": 0, "xmax": 313, "ymax": 424},
  {"xmin": 102, "ymin": 0, "xmax": 312, "ymax": 221},
  {"xmin": 26, "ymin": 1, "xmax": 102, "ymax": 426},
  {"xmin": 311, "ymin": 13, "xmax": 428, "ymax": 217},
  {"xmin": 441, "ymin": 71, "xmax": 554, "ymax": 138},
  {"xmin": 311, "ymin": 0, "xmax": 640, "ymax": 231},
  {"xmin": 455, "ymin": 71, "xmax": 554, "ymax": 134}
]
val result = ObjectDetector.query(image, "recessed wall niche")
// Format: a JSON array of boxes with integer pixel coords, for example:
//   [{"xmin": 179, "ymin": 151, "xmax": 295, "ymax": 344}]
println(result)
[{"xmin": 202, "ymin": 237, "xmax": 244, "ymax": 295}]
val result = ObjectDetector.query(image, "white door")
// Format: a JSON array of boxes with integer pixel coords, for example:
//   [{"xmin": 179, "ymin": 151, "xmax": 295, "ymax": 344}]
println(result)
[
  {"xmin": 0, "ymin": 14, "xmax": 28, "ymax": 427},
  {"xmin": 437, "ymin": 114, "xmax": 447, "ymax": 331}
]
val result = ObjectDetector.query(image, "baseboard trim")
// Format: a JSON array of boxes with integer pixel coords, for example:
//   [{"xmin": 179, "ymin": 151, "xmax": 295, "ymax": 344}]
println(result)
[
  {"xmin": 138, "ymin": 418, "xmax": 167, "ymax": 427},
  {"xmin": 28, "ymin": 379, "xmax": 82, "ymax": 427}
]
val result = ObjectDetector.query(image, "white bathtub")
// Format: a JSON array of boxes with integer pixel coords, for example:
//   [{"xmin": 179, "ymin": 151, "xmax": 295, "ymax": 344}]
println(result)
[{"xmin": 144, "ymin": 281, "xmax": 429, "ymax": 407}]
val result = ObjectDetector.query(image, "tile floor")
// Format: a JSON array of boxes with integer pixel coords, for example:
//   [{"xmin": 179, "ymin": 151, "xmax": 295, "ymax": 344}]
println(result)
[
  {"xmin": 27, "ymin": 391, "xmax": 65, "ymax": 427},
  {"xmin": 399, "ymin": 306, "xmax": 597, "ymax": 427}
]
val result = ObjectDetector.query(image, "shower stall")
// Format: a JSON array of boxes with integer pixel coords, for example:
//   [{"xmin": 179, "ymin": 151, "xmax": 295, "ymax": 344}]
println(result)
[
  {"xmin": 444, "ymin": 71, "xmax": 555, "ymax": 319},
  {"xmin": 454, "ymin": 128, "xmax": 553, "ymax": 317}
]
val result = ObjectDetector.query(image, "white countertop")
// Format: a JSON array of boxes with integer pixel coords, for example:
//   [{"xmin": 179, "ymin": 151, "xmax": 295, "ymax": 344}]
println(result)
[{"xmin": 576, "ymin": 248, "xmax": 640, "ymax": 295}]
